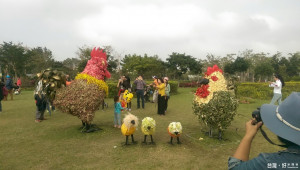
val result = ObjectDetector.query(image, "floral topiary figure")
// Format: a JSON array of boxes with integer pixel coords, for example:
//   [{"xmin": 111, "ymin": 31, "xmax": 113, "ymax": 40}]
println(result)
[
  {"xmin": 54, "ymin": 47, "xmax": 110, "ymax": 132},
  {"xmin": 193, "ymin": 65, "xmax": 238, "ymax": 140}
]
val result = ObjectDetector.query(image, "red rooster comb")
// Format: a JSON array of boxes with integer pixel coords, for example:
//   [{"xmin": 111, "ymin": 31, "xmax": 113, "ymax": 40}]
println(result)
[
  {"xmin": 90, "ymin": 47, "xmax": 107, "ymax": 60},
  {"xmin": 81, "ymin": 47, "xmax": 111, "ymax": 80},
  {"xmin": 205, "ymin": 65, "xmax": 223, "ymax": 76}
]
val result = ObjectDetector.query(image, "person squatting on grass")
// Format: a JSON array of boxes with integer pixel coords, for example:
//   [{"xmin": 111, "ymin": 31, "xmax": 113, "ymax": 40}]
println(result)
[
  {"xmin": 228, "ymin": 92, "xmax": 300, "ymax": 170},
  {"xmin": 34, "ymin": 80, "xmax": 47, "ymax": 123},
  {"xmin": 114, "ymin": 95, "xmax": 124, "ymax": 128},
  {"xmin": 156, "ymin": 78, "xmax": 166, "ymax": 115},
  {"xmin": 268, "ymin": 74, "xmax": 285, "ymax": 105}
]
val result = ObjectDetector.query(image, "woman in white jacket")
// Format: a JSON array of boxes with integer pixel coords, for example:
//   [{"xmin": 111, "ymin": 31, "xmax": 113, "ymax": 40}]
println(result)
[{"xmin": 268, "ymin": 74, "xmax": 285, "ymax": 105}]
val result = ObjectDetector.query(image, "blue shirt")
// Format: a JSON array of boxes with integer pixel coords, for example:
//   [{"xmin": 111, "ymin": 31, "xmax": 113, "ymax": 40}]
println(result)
[
  {"xmin": 228, "ymin": 145, "xmax": 300, "ymax": 170},
  {"xmin": 5, "ymin": 78, "xmax": 13, "ymax": 90},
  {"xmin": 114, "ymin": 102, "xmax": 123, "ymax": 114}
]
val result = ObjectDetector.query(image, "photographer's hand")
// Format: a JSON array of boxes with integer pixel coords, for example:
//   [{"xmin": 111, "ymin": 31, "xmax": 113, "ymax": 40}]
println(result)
[{"xmin": 233, "ymin": 119, "xmax": 262, "ymax": 161}]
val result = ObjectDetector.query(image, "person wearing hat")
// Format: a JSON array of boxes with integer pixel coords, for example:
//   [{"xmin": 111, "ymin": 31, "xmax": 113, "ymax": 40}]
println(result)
[
  {"xmin": 5, "ymin": 75, "xmax": 14, "ymax": 100},
  {"xmin": 228, "ymin": 92, "xmax": 300, "ymax": 169}
]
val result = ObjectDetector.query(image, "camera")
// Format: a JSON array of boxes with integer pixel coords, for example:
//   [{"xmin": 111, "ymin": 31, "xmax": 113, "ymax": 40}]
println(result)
[{"xmin": 252, "ymin": 108, "xmax": 262, "ymax": 125}]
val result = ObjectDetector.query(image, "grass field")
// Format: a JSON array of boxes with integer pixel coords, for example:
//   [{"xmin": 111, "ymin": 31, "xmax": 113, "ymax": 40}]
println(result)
[{"xmin": 0, "ymin": 88, "xmax": 282, "ymax": 170}]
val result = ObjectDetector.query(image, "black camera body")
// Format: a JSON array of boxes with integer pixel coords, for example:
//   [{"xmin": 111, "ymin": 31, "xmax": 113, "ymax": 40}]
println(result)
[{"xmin": 252, "ymin": 108, "xmax": 262, "ymax": 124}]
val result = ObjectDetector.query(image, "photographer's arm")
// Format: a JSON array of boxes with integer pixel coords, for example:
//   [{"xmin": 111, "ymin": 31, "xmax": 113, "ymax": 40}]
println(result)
[{"xmin": 233, "ymin": 119, "xmax": 262, "ymax": 161}]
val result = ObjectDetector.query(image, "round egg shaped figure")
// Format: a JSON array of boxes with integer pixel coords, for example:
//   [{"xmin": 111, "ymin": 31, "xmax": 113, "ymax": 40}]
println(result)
[
  {"xmin": 193, "ymin": 65, "xmax": 238, "ymax": 140},
  {"xmin": 168, "ymin": 122, "xmax": 182, "ymax": 144},
  {"xmin": 141, "ymin": 117, "xmax": 156, "ymax": 144},
  {"xmin": 121, "ymin": 113, "xmax": 139, "ymax": 145}
]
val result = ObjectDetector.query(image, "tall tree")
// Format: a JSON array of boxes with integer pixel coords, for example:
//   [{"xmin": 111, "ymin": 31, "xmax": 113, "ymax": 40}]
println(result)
[
  {"xmin": 122, "ymin": 54, "xmax": 166, "ymax": 79},
  {"xmin": 26, "ymin": 47, "xmax": 55, "ymax": 74},
  {"xmin": 287, "ymin": 52, "xmax": 300, "ymax": 77},
  {"xmin": 166, "ymin": 52, "xmax": 202, "ymax": 79},
  {"xmin": 0, "ymin": 41, "xmax": 28, "ymax": 79},
  {"xmin": 254, "ymin": 59, "xmax": 274, "ymax": 82}
]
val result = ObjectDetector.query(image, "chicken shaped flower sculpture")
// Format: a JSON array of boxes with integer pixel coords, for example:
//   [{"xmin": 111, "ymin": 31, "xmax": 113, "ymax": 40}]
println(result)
[
  {"xmin": 141, "ymin": 117, "xmax": 156, "ymax": 144},
  {"xmin": 193, "ymin": 65, "xmax": 238, "ymax": 140},
  {"xmin": 168, "ymin": 122, "xmax": 182, "ymax": 144},
  {"xmin": 54, "ymin": 47, "xmax": 110, "ymax": 133},
  {"xmin": 121, "ymin": 113, "xmax": 139, "ymax": 145}
]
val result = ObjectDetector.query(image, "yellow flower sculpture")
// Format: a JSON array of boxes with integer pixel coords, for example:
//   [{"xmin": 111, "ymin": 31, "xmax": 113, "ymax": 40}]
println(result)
[{"xmin": 193, "ymin": 65, "xmax": 238, "ymax": 140}]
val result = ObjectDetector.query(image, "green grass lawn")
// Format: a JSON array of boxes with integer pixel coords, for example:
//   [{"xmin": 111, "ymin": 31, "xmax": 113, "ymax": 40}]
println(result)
[{"xmin": 0, "ymin": 88, "xmax": 282, "ymax": 170}]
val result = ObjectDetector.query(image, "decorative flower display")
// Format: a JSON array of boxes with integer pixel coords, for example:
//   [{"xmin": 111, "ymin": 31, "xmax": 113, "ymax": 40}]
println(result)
[
  {"xmin": 193, "ymin": 65, "xmax": 238, "ymax": 140},
  {"xmin": 54, "ymin": 47, "xmax": 110, "ymax": 132}
]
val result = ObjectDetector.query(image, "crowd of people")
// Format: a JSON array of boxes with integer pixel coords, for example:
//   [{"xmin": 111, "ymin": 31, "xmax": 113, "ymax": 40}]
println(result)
[
  {"xmin": 113, "ymin": 75, "xmax": 171, "ymax": 128},
  {"xmin": 0, "ymin": 75, "xmax": 22, "ymax": 113}
]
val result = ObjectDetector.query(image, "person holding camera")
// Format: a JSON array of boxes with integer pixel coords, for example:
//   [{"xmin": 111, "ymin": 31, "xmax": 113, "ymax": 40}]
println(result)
[
  {"xmin": 134, "ymin": 75, "xmax": 146, "ymax": 109},
  {"xmin": 229, "ymin": 92, "xmax": 300, "ymax": 169},
  {"xmin": 268, "ymin": 74, "xmax": 285, "ymax": 105}
]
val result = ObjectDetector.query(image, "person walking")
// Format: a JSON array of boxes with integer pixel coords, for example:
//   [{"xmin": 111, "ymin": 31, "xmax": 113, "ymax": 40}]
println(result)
[
  {"xmin": 268, "ymin": 74, "xmax": 285, "ymax": 105},
  {"xmin": 164, "ymin": 77, "xmax": 170, "ymax": 113},
  {"xmin": 5, "ymin": 75, "xmax": 13, "ymax": 100},
  {"xmin": 134, "ymin": 75, "xmax": 146, "ymax": 109},
  {"xmin": 156, "ymin": 78, "xmax": 166, "ymax": 115}
]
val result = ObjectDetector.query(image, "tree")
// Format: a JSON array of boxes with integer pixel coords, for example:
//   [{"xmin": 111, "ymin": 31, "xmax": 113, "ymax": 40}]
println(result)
[
  {"xmin": 63, "ymin": 58, "xmax": 80, "ymax": 70},
  {"xmin": 121, "ymin": 54, "xmax": 166, "ymax": 78},
  {"xmin": 26, "ymin": 47, "xmax": 55, "ymax": 74},
  {"xmin": 254, "ymin": 59, "xmax": 274, "ymax": 82},
  {"xmin": 0, "ymin": 41, "xmax": 28, "ymax": 79},
  {"xmin": 287, "ymin": 52, "xmax": 300, "ymax": 77},
  {"xmin": 232, "ymin": 57, "xmax": 250, "ymax": 82},
  {"xmin": 166, "ymin": 52, "xmax": 202, "ymax": 79},
  {"xmin": 224, "ymin": 62, "xmax": 235, "ymax": 75}
]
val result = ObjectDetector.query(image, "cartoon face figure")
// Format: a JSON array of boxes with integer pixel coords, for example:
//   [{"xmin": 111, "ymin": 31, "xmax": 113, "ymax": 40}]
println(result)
[
  {"xmin": 141, "ymin": 117, "xmax": 156, "ymax": 134},
  {"xmin": 123, "ymin": 90, "xmax": 133, "ymax": 103},
  {"xmin": 168, "ymin": 122, "xmax": 182, "ymax": 136}
]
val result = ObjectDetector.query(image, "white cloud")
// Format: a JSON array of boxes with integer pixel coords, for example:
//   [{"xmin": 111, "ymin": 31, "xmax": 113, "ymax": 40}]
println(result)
[{"xmin": 0, "ymin": 0, "xmax": 299, "ymax": 60}]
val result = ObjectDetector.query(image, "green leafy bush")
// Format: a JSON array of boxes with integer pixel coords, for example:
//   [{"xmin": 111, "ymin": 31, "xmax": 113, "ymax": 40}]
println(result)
[
  {"xmin": 237, "ymin": 82, "xmax": 300, "ymax": 100},
  {"xmin": 193, "ymin": 91, "xmax": 238, "ymax": 132}
]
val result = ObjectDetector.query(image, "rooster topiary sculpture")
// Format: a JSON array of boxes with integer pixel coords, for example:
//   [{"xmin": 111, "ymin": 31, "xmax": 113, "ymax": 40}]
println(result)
[
  {"xmin": 54, "ymin": 47, "xmax": 110, "ymax": 132},
  {"xmin": 193, "ymin": 65, "xmax": 238, "ymax": 140}
]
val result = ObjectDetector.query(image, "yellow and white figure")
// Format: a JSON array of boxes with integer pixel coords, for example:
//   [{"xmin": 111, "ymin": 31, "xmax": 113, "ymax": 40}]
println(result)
[
  {"xmin": 194, "ymin": 66, "xmax": 227, "ymax": 105},
  {"xmin": 121, "ymin": 113, "xmax": 139, "ymax": 145},
  {"xmin": 193, "ymin": 65, "xmax": 238, "ymax": 140},
  {"xmin": 167, "ymin": 122, "xmax": 182, "ymax": 144},
  {"xmin": 141, "ymin": 117, "xmax": 156, "ymax": 144},
  {"xmin": 123, "ymin": 90, "xmax": 133, "ymax": 103}
]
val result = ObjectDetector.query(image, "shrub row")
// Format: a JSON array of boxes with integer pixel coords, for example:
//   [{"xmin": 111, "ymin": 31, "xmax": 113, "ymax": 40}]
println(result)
[
  {"xmin": 237, "ymin": 82, "xmax": 300, "ymax": 100},
  {"xmin": 107, "ymin": 81, "xmax": 178, "ymax": 98},
  {"xmin": 179, "ymin": 81, "xmax": 198, "ymax": 87}
]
